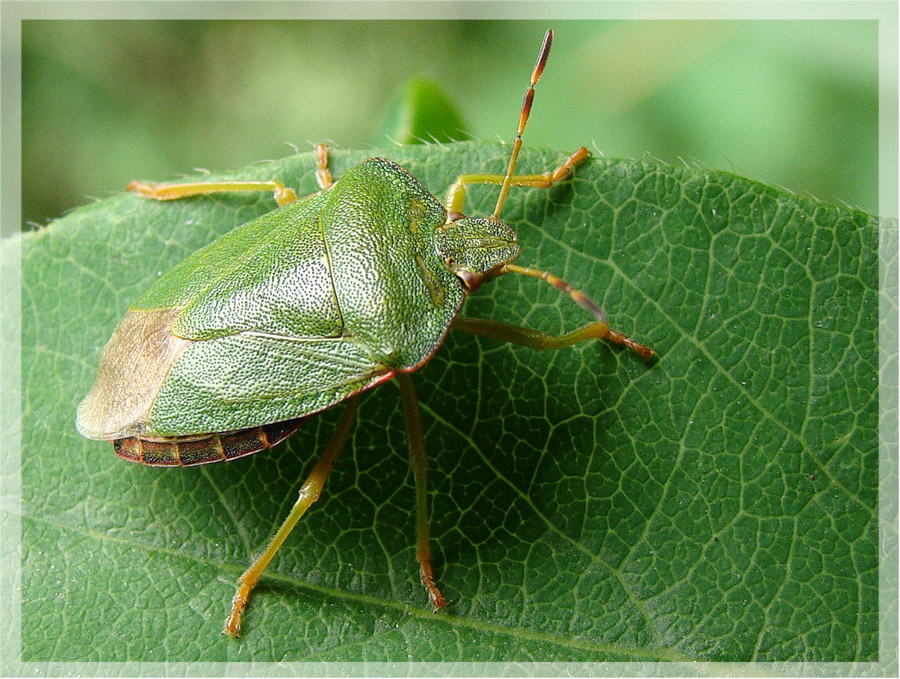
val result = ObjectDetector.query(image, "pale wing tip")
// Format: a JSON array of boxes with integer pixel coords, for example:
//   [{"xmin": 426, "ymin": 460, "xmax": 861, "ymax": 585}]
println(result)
[
  {"xmin": 75, "ymin": 392, "xmax": 138, "ymax": 441},
  {"xmin": 75, "ymin": 395, "xmax": 112, "ymax": 440},
  {"xmin": 76, "ymin": 307, "xmax": 189, "ymax": 442}
]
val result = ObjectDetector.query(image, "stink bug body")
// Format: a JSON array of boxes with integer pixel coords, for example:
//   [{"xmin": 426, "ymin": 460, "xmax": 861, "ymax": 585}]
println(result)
[{"xmin": 76, "ymin": 30, "xmax": 655, "ymax": 637}]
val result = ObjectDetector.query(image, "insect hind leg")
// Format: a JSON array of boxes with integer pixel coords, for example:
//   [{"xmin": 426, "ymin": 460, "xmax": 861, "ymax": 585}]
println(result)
[
  {"xmin": 396, "ymin": 373, "xmax": 448, "ymax": 611},
  {"xmin": 223, "ymin": 396, "xmax": 360, "ymax": 637}
]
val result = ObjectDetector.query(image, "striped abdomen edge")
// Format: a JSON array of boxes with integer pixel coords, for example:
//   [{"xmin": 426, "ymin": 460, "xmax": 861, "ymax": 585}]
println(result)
[{"xmin": 113, "ymin": 417, "xmax": 307, "ymax": 467}]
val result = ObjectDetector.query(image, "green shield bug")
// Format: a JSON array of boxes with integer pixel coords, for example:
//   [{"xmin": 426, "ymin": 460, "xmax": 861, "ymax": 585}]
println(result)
[{"xmin": 76, "ymin": 29, "xmax": 656, "ymax": 637}]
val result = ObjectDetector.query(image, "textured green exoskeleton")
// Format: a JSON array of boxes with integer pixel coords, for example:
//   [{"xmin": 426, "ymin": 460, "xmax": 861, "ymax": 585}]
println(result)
[
  {"xmin": 76, "ymin": 30, "xmax": 656, "ymax": 637},
  {"xmin": 78, "ymin": 157, "xmax": 480, "ymax": 443}
]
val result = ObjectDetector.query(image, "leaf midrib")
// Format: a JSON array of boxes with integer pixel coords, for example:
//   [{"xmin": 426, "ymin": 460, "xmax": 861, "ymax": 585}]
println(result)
[{"xmin": 23, "ymin": 510, "xmax": 699, "ymax": 662}]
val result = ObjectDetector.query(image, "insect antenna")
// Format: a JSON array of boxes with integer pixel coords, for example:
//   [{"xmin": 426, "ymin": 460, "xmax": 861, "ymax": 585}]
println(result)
[{"xmin": 491, "ymin": 28, "xmax": 553, "ymax": 220}]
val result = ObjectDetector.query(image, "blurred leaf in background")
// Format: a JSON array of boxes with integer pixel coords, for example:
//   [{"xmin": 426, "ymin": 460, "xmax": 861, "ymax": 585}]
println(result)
[
  {"xmin": 21, "ymin": 20, "xmax": 879, "ymax": 231},
  {"xmin": 379, "ymin": 77, "xmax": 471, "ymax": 145}
]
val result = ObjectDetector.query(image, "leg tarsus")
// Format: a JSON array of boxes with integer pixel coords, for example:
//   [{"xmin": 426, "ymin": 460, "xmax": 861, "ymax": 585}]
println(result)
[
  {"xmin": 223, "ymin": 581, "xmax": 253, "ymax": 638},
  {"xmin": 420, "ymin": 560, "xmax": 448, "ymax": 611},
  {"xmin": 605, "ymin": 328, "xmax": 657, "ymax": 362}
]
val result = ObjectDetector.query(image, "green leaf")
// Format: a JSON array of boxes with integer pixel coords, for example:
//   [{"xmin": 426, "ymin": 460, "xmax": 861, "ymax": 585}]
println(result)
[
  {"xmin": 19, "ymin": 142, "xmax": 879, "ymax": 662},
  {"xmin": 378, "ymin": 77, "xmax": 471, "ymax": 145}
]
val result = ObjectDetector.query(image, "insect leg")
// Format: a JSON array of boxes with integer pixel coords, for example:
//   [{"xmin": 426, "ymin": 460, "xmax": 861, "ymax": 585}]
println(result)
[
  {"xmin": 314, "ymin": 143, "xmax": 334, "ymax": 190},
  {"xmin": 452, "ymin": 317, "xmax": 613, "ymax": 349},
  {"xmin": 128, "ymin": 179, "xmax": 299, "ymax": 206},
  {"xmin": 476, "ymin": 263, "xmax": 657, "ymax": 362},
  {"xmin": 444, "ymin": 147, "xmax": 589, "ymax": 216},
  {"xmin": 222, "ymin": 396, "xmax": 360, "ymax": 637},
  {"xmin": 445, "ymin": 29, "xmax": 587, "ymax": 219},
  {"xmin": 453, "ymin": 316, "xmax": 655, "ymax": 361},
  {"xmin": 396, "ymin": 373, "xmax": 448, "ymax": 612}
]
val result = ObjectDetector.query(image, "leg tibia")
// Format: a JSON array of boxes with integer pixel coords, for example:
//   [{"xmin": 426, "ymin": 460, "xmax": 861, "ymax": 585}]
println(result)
[
  {"xmin": 128, "ymin": 179, "xmax": 298, "ymax": 206},
  {"xmin": 452, "ymin": 317, "xmax": 609, "ymax": 350},
  {"xmin": 452, "ymin": 317, "xmax": 656, "ymax": 362}
]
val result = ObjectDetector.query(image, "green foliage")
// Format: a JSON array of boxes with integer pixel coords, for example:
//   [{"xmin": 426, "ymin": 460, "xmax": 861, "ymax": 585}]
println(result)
[
  {"xmin": 21, "ymin": 20, "xmax": 880, "ymax": 230},
  {"xmin": 20, "ymin": 142, "xmax": 878, "ymax": 662},
  {"xmin": 379, "ymin": 77, "xmax": 471, "ymax": 145}
]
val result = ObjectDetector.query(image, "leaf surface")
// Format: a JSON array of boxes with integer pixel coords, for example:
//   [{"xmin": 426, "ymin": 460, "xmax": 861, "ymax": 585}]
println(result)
[{"xmin": 19, "ymin": 143, "xmax": 879, "ymax": 662}]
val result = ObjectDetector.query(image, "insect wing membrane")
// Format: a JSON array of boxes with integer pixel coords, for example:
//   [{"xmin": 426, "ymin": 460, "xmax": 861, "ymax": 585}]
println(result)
[{"xmin": 78, "ymin": 190, "xmax": 391, "ymax": 439}]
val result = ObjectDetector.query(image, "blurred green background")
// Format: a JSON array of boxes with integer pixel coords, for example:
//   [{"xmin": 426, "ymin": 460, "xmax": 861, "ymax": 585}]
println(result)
[{"xmin": 22, "ymin": 20, "xmax": 880, "ymax": 228}]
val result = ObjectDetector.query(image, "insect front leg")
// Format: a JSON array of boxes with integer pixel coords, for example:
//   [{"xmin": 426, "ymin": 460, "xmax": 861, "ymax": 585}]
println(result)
[
  {"xmin": 223, "ymin": 396, "xmax": 360, "ymax": 638},
  {"xmin": 452, "ymin": 317, "xmax": 655, "ymax": 361},
  {"xmin": 458, "ymin": 263, "xmax": 657, "ymax": 362},
  {"xmin": 128, "ymin": 178, "xmax": 300, "ymax": 206},
  {"xmin": 395, "ymin": 373, "xmax": 448, "ymax": 612},
  {"xmin": 127, "ymin": 144, "xmax": 337, "ymax": 208},
  {"xmin": 444, "ymin": 147, "xmax": 589, "ymax": 217}
]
